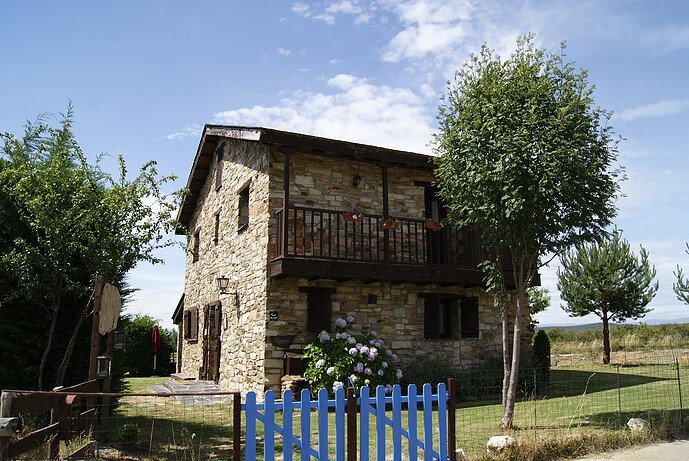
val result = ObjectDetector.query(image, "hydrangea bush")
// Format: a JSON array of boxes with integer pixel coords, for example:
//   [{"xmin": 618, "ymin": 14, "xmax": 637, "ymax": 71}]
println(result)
[{"xmin": 302, "ymin": 315, "xmax": 402, "ymax": 395}]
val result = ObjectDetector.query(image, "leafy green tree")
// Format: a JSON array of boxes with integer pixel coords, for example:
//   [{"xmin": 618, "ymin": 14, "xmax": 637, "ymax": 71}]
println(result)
[
  {"xmin": 557, "ymin": 230, "xmax": 658, "ymax": 364},
  {"xmin": 527, "ymin": 287, "xmax": 550, "ymax": 328},
  {"xmin": 674, "ymin": 244, "xmax": 689, "ymax": 305},
  {"xmin": 115, "ymin": 314, "xmax": 176, "ymax": 377},
  {"xmin": 0, "ymin": 106, "xmax": 182, "ymax": 389},
  {"xmin": 434, "ymin": 35, "xmax": 621, "ymax": 428}
]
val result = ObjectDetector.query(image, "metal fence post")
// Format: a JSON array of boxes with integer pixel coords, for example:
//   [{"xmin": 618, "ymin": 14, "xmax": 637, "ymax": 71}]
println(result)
[
  {"xmin": 676, "ymin": 357, "xmax": 684, "ymax": 426},
  {"xmin": 447, "ymin": 378, "xmax": 456, "ymax": 461},
  {"xmin": 616, "ymin": 364, "xmax": 622, "ymax": 427}
]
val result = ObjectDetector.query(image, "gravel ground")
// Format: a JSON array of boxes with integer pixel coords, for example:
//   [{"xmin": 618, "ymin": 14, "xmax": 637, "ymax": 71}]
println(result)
[{"xmin": 573, "ymin": 439, "xmax": 689, "ymax": 460}]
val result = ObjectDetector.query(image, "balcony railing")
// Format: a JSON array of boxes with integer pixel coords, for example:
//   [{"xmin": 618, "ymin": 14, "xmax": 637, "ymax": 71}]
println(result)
[{"xmin": 274, "ymin": 206, "xmax": 477, "ymax": 268}]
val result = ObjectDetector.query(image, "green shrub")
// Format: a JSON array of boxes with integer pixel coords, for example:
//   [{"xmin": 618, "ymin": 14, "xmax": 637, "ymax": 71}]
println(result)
[
  {"xmin": 302, "ymin": 315, "xmax": 402, "ymax": 395},
  {"xmin": 119, "ymin": 423, "xmax": 140, "ymax": 444}
]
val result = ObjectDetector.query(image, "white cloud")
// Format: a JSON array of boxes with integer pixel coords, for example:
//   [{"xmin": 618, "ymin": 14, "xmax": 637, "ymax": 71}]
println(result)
[
  {"xmin": 163, "ymin": 124, "xmax": 202, "ymax": 141},
  {"xmin": 277, "ymin": 48, "xmax": 292, "ymax": 57},
  {"xmin": 213, "ymin": 74, "xmax": 435, "ymax": 153},
  {"xmin": 292, "ymin": 0, "xmax": 373, "ymax": 25},
  {"xmin": 616, "ymin": 99, "xmax": 689, "ymax": 122}
]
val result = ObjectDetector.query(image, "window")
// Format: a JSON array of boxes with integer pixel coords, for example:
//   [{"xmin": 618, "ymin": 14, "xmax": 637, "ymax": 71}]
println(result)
[
  {"xmin": 184, "ymin": 307, "xmax": 199, "ymax": 341},
  {"xmin": 215, "ymin": 145, "xmax": 224, "ymax": 191},
  {"xmin": 300, "ymin": 287, "xmax": 335, "ymax": 333},
  {"xmin": 192, "ymin": 231, "xmax": 200, "ymax": 262},
  {"xmin": 238, "ymin": 184, "xmax": 250, "ymax": 232},
  {"xmin": 213, "ymin": 212, "xmax": 220, "ymax": 245},
  {"xmin": 423, "ymin": 295, "xmax": 479, "ymax": 339}
]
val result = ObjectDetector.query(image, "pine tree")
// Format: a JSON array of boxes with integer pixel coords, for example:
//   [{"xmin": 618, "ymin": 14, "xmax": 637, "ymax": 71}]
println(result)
[{"xmin": 557, "ymin": 230, "xmax": 658, "ymax": 364}]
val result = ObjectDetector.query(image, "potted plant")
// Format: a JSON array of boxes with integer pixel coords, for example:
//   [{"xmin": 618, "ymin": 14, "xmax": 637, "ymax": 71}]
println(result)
[
  {"xmin": 343, "ymin": 205, "xmax": 364, "ymax": 222},
  {"xmin": 424, "ymin": 218, "xmax": 444, "ymax": 230},
  {"xmin": 378, "ymin": 218, "xmax": 399, "ymax": 230}
]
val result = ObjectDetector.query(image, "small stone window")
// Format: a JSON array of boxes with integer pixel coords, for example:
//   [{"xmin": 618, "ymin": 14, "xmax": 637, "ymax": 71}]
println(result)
[
  {"xmin": 192, "ymin": 231, "xmax": 200, "ymax": 262},
  {"xmin": 238, "ymin": 184, "xmax": 250, "ymax": 233},
  {"xmin": 213, "ymin": 212, "xmax": 220, "ymax": 245}
]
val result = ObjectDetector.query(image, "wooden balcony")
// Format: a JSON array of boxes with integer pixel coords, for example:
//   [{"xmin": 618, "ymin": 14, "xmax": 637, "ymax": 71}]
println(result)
[{"xmin": 269, "ymin": 206, "xmax": 488, "ymax": 286}]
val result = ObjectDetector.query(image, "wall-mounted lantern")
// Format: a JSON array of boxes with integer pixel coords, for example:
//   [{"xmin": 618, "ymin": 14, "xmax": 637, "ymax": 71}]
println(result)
[
  {"xmin": 96, "ymin": 355, "xmax": 112, "ymax": 379},
  {"xmin": 216, "ymin": 276, "xmax": 240, "ymax": 307},
  {"xmin": 113, "ymin": 330, "xmax": 126, "ymax": 352},
  {"xmin": 352, "ymin": 174, "xmax": 362, "ymax": 188}
]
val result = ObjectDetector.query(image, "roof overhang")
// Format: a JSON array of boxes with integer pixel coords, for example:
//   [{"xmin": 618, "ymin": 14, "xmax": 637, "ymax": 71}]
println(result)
[{"xmin": 175, "ymin": 125, "xmax": 436, "ymax": 233}]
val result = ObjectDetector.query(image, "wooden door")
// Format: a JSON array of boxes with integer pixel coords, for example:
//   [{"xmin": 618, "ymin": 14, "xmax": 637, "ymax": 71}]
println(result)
[{"xmin": 201, "ymin": 304, "xmax": 222, "ymax": 383}]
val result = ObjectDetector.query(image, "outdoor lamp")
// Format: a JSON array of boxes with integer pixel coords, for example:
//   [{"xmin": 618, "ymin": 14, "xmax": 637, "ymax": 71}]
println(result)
[
  {"xmin": 113, "ymin": 330, "xmax": 126, "ymax": 352},
  {"xmin": 352, "ymin": 174, "xmax": 361, "ymax": 188},
  {"xmin": 216, "ymin": 276, "xmax": 230, "ymax": 293},
  {"xmin": 96, "ymin": 355, "xmax": 112, "ymax": 379}
]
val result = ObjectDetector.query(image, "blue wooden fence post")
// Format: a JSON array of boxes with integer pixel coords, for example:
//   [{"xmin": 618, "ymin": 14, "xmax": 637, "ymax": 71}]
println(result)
[
  {"xmin": 264, "ymin": 391, "xmax": 275, "ymax": 458},
  {"xmin": 407, "ymin": 384, "xmax": 418, "ymax": 461},
  {"xmin": 300, "ymin": 388, "xmax": 311, "ymax": 461},
  {"xmin": 437, "ymin": 382, "xmax": 447, "ymax": 461},
  {"xmin": 376, "ymin": 386, "xmax": 386, "ymax": 460},
  {"xmin": 334, "ymin": 386, "xmax": 346, "ymax": 460},
  {"xmin": 392, "ymin": 384, "xmax": 402, "ymax": 461},
  {"xmin": 245, "ymin": 391, "xmax": 257, "ymax": 461},
  {"xmin": 360, "ymin": 386, "xmax": 370, "ymax": 461},
  {"xmin": 283, "ymin": 389, "xmax": 294, "ymax": 461},
  {"xmin": 422, "ymin": 384, "xmax": 433, "ymax": 461},
  {"xmin": 317, "ymin": 388, "xmax": 329, "ymax": 460}
]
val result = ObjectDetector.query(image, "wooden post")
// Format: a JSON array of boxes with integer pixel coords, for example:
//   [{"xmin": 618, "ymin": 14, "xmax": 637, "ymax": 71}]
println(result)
[
  {"xmin": 232, "ymin": 393, "xmax": 241, "ymax": 461},
  {"xmin": 282, "ymin": 150, "xmax": 291, "ymax": 258},
  {"xmin": 0, "ymin": 391, "xmax": 16, "ymax": 461},
  {"xmin": 447, "ymin": 378, "xmax": 457, "ymax": 461},
  {"xmin": 346, "ymin": 387, "xmax": 357, "ymax": 461},
  {"xmin": 381, "ymin": 163, "xmax": 390, "ymax": 263},
  {"xmin": 88, "ymin": 275, "xmax": 105, "ymax": 380}
]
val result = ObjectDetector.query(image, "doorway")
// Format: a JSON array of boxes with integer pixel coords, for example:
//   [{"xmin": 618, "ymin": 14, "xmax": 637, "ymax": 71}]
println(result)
[{"xmin": 201, "ymin": 303, "xmax": 221, "ymax": 383}]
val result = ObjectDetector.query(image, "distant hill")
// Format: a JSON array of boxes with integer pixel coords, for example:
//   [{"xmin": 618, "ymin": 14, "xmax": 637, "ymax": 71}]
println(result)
[{"xmin": 538, "ymin": 319, "xmax": 689, "ymax": 331}]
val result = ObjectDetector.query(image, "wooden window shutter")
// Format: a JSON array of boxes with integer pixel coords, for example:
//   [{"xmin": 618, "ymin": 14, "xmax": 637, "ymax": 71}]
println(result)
[
  {"xmin": 461, "ymin": 297, "xmax": 479, "ymax": 338},
  {"xmin": 423, "ymin": 295, "xmax": 440, "ymax": 339},
  {"xmin": 184, "ymin": 310, "xmax": 191, "ymax": 339},
  {"xmin": 301, "ymin": 287, "xmax": 334, "ymax": 333},
  {"xmin": 191, "ymin": 307, "xmax": 199, "ymax": 340},
  {"xmin": 448, "ymin": 298, "xmax": 460, "ymax": 338}
]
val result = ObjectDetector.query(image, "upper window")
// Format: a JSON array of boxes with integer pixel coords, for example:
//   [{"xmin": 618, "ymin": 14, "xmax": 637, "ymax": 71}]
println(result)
[
  {"xmin": 238, "ymin": 184, "xmax": 250, "ymax": 232},
  {"xmin": 192, "ymin": 231, "xmax": 200, "ymax": 262},
  {"xmin": 215, "ymin": 145, "xmax": 224, "ymax": 191},
  {"xmin": 423, "ymin": 295, "xmax": 479, "ymax": 339}
]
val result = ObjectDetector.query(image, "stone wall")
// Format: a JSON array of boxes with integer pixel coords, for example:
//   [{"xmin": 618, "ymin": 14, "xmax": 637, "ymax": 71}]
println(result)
[
  {"xmin": 181, "ymin": 138, "xmax": 271, "ymax": 395},
  {"xmin": 263, "ymin": 277, "xmax": 520, "ymax": 391}
]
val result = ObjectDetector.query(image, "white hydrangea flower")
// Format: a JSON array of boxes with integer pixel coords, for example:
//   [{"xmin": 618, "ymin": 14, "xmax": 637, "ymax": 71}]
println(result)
[
  {"xmin": 315, "ymin": 359, "xmax": 325, "ymax": 368},
  {"xmin": 327, "ymin": 366, "xmax": 335, "ymax": 376}
]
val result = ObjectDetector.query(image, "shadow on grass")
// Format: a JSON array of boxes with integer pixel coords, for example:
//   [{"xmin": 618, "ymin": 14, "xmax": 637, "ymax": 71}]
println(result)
[{"xmin": 102, "ymin": 411, "xmax": 243, "ymax": 460}]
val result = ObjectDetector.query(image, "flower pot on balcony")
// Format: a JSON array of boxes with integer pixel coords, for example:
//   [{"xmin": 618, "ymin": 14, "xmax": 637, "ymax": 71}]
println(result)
[
  {"xmin": 379, "ymin": 220, "xmax": 398, "ymax": 230},
  {"xmin": 424, "ymin": 221, "xmax": 443, "ymax": 231},
  {"xmin": 343, "ymin": 212, "xmax": 364, "ymax": 222}
]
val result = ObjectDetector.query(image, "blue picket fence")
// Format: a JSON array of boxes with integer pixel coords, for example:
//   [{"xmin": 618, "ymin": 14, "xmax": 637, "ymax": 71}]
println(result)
[{"xmin": 243, "ymin": 382, "xmax": 455, "ymax": 461}]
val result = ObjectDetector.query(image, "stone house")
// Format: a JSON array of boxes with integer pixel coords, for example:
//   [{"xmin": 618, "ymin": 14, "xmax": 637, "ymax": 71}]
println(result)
[{"xmin": 173, "ymin": 125, "xmax": 530, "ymax": 394}]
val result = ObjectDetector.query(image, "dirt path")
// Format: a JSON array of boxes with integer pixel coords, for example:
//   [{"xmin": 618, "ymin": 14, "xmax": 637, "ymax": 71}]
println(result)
[{"xmin": 573, "ymin": 439, "xmax": 689, "ymax": 460}]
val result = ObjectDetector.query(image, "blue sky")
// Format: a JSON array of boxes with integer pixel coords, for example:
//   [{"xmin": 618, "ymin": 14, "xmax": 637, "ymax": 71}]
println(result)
[{"xmin": 1, "ymin": 1, "xmax": 688, "ymax": 329}]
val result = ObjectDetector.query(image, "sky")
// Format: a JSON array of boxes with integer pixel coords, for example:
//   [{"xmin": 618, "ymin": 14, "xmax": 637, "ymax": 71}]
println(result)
[{"xmin": 1, "ymin": 1, "xmax": 688, "ymax": 330}]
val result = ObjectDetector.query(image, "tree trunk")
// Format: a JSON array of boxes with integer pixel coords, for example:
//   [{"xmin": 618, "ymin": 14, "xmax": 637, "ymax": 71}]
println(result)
[
  {"xmin": 55, "ymin": 307, "xmax": 89, "ymax": 387},
  {"xmin": 602, "ymin": 303, "xmax": 611, "ymax": 365},
  {"xmin": 501, "ymin": 288, "xmax": 525, "ymax": 429},
  {"xmin": 501, "ymin": 303, "xmax": 511, "ymax": 413},
  {"xmin": 38, "ymin": 298, "xmax": 61, "ymax": 390}
]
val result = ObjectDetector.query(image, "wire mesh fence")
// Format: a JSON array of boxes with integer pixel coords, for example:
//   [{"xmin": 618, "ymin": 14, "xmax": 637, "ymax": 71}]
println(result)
[
  {"xmin": 3, "ymin": 350, "xmax": 689, "ymax": 460},
  {"xmin": 453, "ymin": 349, "xmax": 689, "ymax": 456}
]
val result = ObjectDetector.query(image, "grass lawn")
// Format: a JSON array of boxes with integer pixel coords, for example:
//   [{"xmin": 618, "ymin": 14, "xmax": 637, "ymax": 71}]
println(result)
[{"xmin": 109, "ymin": 362, "xmax": 689, "ymax": 460}]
